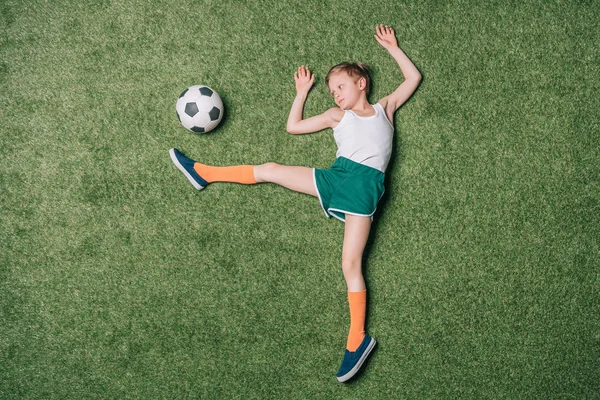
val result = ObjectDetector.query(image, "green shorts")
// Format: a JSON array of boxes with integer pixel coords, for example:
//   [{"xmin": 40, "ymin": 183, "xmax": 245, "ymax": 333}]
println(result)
[{"xmin": 313, "ymin": 157, "xmax": 385, "ymax": 222}]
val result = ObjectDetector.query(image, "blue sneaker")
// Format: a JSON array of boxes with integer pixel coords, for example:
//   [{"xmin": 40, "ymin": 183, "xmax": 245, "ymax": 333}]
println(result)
[
  {"xmin": 169, "ymin": 148, "xmax": 209, "ymax": 190},
  {"xmin": 336, "ymin": 335, "xmax": 376, "ymax": 382}
]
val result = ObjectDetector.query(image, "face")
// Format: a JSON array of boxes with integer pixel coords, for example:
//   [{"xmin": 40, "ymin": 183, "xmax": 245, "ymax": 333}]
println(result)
[{"xmin": 328, "ymin": 72, "xmax": 366, "ymax": 110}]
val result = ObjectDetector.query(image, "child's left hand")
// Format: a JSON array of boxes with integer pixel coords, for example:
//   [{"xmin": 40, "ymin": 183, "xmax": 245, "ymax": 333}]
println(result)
[{"xmin": 375, "ymin": 24, "xmax": 398, "ymax": 50}]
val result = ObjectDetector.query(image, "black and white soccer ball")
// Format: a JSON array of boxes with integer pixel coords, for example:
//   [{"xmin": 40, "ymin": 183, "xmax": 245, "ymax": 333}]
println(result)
[{"xmin": 176, "ymin": 85, "xmax": 224, "ymax": 133}]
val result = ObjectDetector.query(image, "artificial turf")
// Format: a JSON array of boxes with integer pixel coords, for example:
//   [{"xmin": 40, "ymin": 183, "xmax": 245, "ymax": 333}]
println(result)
[{"xmin": 1, "ymin": 0, "xmax": 599, "ymax": 398}]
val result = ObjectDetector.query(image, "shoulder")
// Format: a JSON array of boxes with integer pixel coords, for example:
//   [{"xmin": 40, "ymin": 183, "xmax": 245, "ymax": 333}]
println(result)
[
  {"xmin": 325, "ymin": 107, "xmax": 345, "ymax": 120},
  {"xmin": 325, "ymin": 107, "xmax": 345, "ymax": 126}
]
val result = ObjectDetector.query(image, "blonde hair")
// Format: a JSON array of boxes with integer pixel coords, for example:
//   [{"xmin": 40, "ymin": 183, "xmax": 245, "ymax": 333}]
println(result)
[{"xmin": 326, "ymin": 62, "xmax": 371, "ymax": 93}]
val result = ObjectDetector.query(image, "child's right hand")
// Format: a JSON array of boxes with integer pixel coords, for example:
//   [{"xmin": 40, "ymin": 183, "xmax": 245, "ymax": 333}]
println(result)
[{"xmin": 294, "ymin": 65, "xmax": 315, "ymax": 95}]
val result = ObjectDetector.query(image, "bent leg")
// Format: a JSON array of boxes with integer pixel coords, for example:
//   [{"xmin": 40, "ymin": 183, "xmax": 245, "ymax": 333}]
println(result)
[
  {"xmin": 341, "ymin": 214, "xmax": 371, "ymax": 352},
  {"xmin": 254, "ymin": 162, "xmax": 317, "ymax": 197}
]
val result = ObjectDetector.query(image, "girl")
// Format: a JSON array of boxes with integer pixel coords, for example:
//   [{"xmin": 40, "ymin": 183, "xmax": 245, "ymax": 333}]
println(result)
[{"xmin": 170, "ymin": 24, "xmax": 421, "ymax": 382}]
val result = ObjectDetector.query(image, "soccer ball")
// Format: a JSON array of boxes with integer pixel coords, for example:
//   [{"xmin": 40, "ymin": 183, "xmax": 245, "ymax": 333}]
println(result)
[{"xmin": 176, "ymin": 85, "xmax": 224, "ymax": 133}]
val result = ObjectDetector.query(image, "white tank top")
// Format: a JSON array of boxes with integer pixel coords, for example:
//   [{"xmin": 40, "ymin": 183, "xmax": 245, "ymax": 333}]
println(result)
[{"xmin": 333, "ymin": 103, "xmax": 394, "ymax": 173}]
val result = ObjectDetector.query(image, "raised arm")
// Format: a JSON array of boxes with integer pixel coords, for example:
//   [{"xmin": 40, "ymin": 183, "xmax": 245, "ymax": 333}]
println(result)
[
  {"xmin": 375, "ymin": 25, "xmax": 421, "ymax": 120},
  {"xmin": 286, "ymin": 66, "xmax": 340, "ymax": 135}
]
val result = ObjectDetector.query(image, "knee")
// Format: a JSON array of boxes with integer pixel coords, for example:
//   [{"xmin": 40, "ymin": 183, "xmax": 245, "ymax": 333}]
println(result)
[
  {"xmin": 255, "ymin": 162, "xmax": 280, "ymax": 182},
  {"xmin": 341, "ymin": 256, "xmax": 362, "ymax": 277},
  {"xmin": 262, "ymin": 162, "xmax": 280, "ymax": 172}
]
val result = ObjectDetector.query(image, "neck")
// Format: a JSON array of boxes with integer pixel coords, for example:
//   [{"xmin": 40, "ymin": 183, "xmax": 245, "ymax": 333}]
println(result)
[{"xmin": 347, "ymin": 98, "xmax": 374, "ymax": 115}]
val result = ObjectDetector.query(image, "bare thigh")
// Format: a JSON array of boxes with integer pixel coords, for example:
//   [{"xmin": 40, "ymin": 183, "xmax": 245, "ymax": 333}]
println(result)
[{"xmin": 253, "ymin": 163, "xmax": 317, "ymax": 197}]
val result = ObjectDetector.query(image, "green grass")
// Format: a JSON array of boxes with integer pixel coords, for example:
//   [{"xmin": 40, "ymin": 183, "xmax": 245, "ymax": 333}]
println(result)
[{"xmin": 1, "ymin": 0, "xmax": 599, "ymax": 398}]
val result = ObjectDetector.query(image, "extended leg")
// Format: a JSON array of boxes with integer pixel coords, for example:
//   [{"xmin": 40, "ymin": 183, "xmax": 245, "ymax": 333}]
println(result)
[
  {"xmin": 253, "ymin": 162, "xmax": 317, "ymax": 196},
  {"xmin": 170, "ymin": 148, "xmax": 316, "ymax": 197}
]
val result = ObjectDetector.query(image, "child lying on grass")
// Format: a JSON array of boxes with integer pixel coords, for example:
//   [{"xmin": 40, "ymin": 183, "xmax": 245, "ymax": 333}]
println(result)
[{"xmin": 170, "ymin": 24, "xmax": 421, "ymax": 382}]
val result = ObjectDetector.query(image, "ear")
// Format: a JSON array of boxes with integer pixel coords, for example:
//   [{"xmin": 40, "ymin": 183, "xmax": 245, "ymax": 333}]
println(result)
[{"xmin": 358, "ymin": 77, "xmax": 367, "ymax": 91}]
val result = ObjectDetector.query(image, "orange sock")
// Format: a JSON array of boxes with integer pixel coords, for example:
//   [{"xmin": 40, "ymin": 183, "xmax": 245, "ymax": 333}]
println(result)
[
  {"xmin": 346, "ymin": 290, "xmax": 367, "ymax": 352},
  {"xmin": 193, "ymin": 163, "xmax": 256, "ymax": 184}
]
